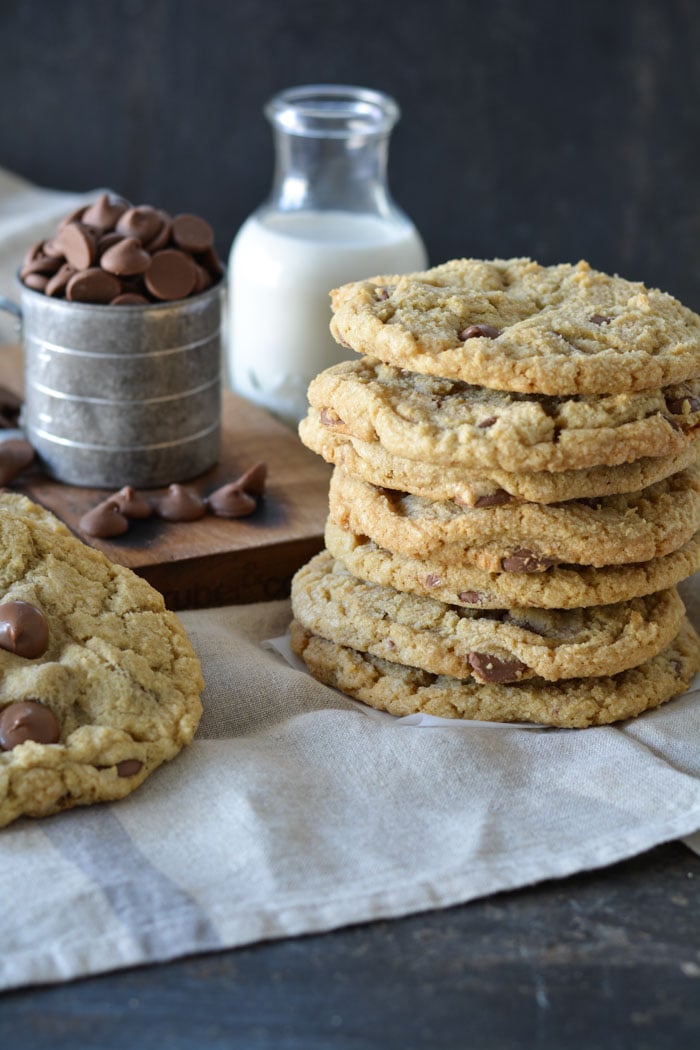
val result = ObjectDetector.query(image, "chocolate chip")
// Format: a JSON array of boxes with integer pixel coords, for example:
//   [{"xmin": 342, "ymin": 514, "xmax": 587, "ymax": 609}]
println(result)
[
  {"xmin": 79, "ymin": 500, "xmax": 130, "ymax": 537},
  {"xmin": 66, "ymin": 268, "xmax": 122, "ymax": 304},
  {"xmin": 233, "ymin": 461, "xmax": 267, "ymax": 498},
  {"xmin": 320, "ymin": 407, "xmax": 346, "ymax": 428},
  {"xmin": 145, "ymin": 249, "xmax": 197, "ymax": 301},
  {"xmin": 0, "ymin": 601, "xmax": 49, "ymax": 658},
  {"xmin": 100, "ymin": 236, "xmax": 151, "ymax": 276},
  {"xmin": 22, "ymin": 273, "xmax": 48, "ymax": 292},
  {"xmin": 473, "ymin": 490, "xmax": 511, "ymax": 508},
  {"xmin": 116, "ymin": 206, "xmax": 163, "ymax": 245},
  {"xmin": 110, "ymin": 292, "xmax": 150, "ymax": 306},
  {"xmin": 662, "ymin": 413, "xmax": 684, "ymax": 432},
  {"xmin": 144, "ymin": 212, "xmax": 173, "ymax": 252},
  {"xmin": 457, "ymin": 591, "xmax": 485, "ymax": 605},
  {"xmin": 501, "ymin": 549, "xmax": 555, "ymax": 573},
  {"xmin": 53, "ymin": 223, "xmax": 98, "ymax": 270},
  {"xmin": 0, "ymin": 438, "xmax": 35, "ymax": 484},
  {"xmin": 207, "ymin": 483, "xmax": 257, "ymax": 519},
  {"xmin": 477, "ymin": 417, "xmax": 498, "ymax": 428},
  {"xmin": 193, "ymin": 264, "xmax": 213, "ymax": 294},
  {"xmin": 155, "ymin": 484, "xmax": 207, "ymax": 521},
  {"xmin": 665, "ymin": 394, "xmax": 700, "ymax": 415},
  {"xmin": 116, "ymin": 759, "xmax": 143, "ymax": 777},
  {"xmin": 468, "ymin": 652, "xmax": 527, "ymax": 684},
  {"xmin": 82, "ymin": 193, "xmax": 128, "ymax": 231},
  {"xmin": 111, "ymin": 486, "xmax": 153, "ymax": 518},
  {"xmin": 172, "ymin": 213, "xmax": 214, "ymax": 254},
  {"xmin": 45, "ymin": 263, "xmax": 76, "ymax": 298},
  {"xmin": 0, "ymin": 700, "xmax": 60, "ymax": 750},
  {"xmin": 590, "ymin": 314, "xmax": 612, "ymax": 325},
  {"xmin": 21, "ymin": 242, "xmax": 63, "ymax": 278},
  {"xmin": 425, "ymin": 573, "xmax": 442, "ymax": 588},
  {"xmin": 459, "ymin": 324, "xmax": 501, "ymax": 340}
]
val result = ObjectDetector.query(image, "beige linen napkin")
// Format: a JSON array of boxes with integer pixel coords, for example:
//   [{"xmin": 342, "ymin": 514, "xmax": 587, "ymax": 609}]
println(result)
[{"xmin": 1, "ymin": 588, "xmax": 699, "ymax": 991}]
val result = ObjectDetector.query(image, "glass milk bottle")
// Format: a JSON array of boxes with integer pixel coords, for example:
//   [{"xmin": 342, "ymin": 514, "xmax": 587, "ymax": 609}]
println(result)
[{"xmin": 227, "ymin": 84, "xmax": 427, "ymax": 425}]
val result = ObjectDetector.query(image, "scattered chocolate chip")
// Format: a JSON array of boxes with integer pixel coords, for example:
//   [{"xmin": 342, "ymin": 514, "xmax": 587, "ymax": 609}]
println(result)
[
  {"xmin": 155, "ymin": 484, "xmax": 207, "ymax": 521},
  {"xmin": 457, "ymin": 591, "xmax": 484, "ymax": 605},
  {"xmin": 459, "ymin": 324, "xmax": 501, "ymax": 340},
  {"xmin": 467, "ymin": 652, "xmax": 527, "ymax": 684},
  {"xmin": 116, "ymin": 758, "xmax": 143, "ymax": 777},
  {"xmin": 590, "ymin": 314, "xmax": 612, "ymax": 325},
  {"xmin": 232, "ymin": 461, "xmax": 267, "ymax": 497},
  {"xmin": 477, "ymin": 416, "xmax": 498, "ymax": 429},
  {"xmin": 100, "ymin": 236, "xmax": 151, "ymax": 277},
  {"xmin": 473, "ymin": 490, "xmax": 511, "ymax": 508},
  {"xmin": 0, "ymin": 438, "xmax": 35, "ymax": 484},
  {"xmin": 111, "ymin": 485, "xmax": 153, "ymax": 518},
  {"xmin": 172, "ymin": 213, "xmax": 214, "ymax": 254},
  {"xmin": 0, "ymin": 700, "xmax": 59, "ymax": 750},
  {"xmin": 665, "ymin": 394, "xmax": 700, "ymax": 415},
  {"xmin": 79, "ymin": 500, "xmax": 130, "ymax": 537},
  {"xmin": 501, "ymin": 549, "xmax": 555, "ymax": 573},
  {"xmin": 207, "ymin": 483, "xmax": 257, "ymax": 519},
  {"xmin": 145, "ymin": 249, "xmax": 197, "ymax": 301},
  {"xmin": 66, "ymin": 268, "xmax": 122, "ymax": 304},
  {"xmin": 0, "ymin": 601, "xmax": 49, "ymax": 658}
]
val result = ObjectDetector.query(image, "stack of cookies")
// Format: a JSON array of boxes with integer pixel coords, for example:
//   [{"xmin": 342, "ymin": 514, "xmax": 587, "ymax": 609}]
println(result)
[{"xmin": 290, "ymin": 258, "xmax": 700, "ymax": 727}]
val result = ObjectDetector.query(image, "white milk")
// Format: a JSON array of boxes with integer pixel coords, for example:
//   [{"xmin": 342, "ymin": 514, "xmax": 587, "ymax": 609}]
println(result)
[{"xmin": 227, "ymin": 209, "xmax": 427, "ymax": 425}]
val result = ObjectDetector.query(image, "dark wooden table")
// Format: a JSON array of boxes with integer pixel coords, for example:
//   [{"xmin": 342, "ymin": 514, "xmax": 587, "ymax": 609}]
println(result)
[{"xmin": 1, "ymin": 842, "xmax": 698, "ymax": 1049}]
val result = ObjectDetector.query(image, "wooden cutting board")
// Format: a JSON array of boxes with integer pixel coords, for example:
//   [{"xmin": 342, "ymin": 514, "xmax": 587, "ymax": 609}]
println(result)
[{"xmin": 0, "ymin": 345, "xmax": 331, "ymax": 609}]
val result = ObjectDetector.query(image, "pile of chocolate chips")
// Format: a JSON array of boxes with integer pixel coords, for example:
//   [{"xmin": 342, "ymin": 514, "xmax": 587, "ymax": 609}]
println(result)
[{"xmin": 20, "ymin": 194, "xmax": 222, "ymax": 305}]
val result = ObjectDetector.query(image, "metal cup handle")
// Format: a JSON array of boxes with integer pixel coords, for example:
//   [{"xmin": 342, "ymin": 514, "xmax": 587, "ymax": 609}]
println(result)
[{"xmin": 0, "ymin": 295, "xmax": 22, "ymax": 323}]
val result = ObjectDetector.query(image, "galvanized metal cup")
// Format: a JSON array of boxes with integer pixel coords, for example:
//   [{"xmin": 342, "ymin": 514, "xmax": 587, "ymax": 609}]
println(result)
[{"xmin": 0, "ymin": 279, "xmax": 223, "ymax": 488}]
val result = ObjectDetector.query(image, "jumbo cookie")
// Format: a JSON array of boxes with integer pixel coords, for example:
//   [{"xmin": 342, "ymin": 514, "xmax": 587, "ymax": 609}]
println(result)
[
  {"xmin": 325, "ymin": 520, "xmax": 700, "ymax": 610},
  {"xmin": 291, "ymin": 552, "xmax": 685, "ymax": 683},
  {"xmin": 0, "ymin": 492, "xmax": 203, "ymax": 829},
  {"xmin": 308, "ymin": 359, "xmax": 700, "ymax": 474},
  {"xmin": 328, "ymin": 469, "xmax": 700, "ymax": 573},
  {"xmin": 300, "ymin": 409, "xmax": 700, "ymax": 507},
  {"xmin": 290, "ymin": 619, "xmax": 700, "ymax": 728},
  {"xmin": 329, "ymin": 258, "xmax": 700, "ymax": 396}
]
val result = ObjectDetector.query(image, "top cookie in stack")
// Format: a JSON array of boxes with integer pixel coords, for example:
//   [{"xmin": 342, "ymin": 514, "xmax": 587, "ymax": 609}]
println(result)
[{"xmin": 292, "ymin": 257, "xmax": 700, "ymax": 728}]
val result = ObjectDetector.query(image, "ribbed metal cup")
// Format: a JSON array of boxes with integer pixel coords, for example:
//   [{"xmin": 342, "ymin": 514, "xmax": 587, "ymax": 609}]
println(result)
[{"xmin": 15, "ymin": 280, "xmax": 223, "ymax": 488}]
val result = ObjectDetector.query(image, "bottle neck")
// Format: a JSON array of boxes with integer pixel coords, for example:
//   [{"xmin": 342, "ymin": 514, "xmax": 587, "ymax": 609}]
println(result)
[{"xmin": 268, "ymin": 127, "xmax": 395, "ymax": 218}]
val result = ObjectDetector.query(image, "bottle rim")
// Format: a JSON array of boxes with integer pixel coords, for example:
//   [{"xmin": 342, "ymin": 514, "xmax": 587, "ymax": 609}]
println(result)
[{"xmin": 265, "ymin": 84, "xmax": 400, "ymax": 139}]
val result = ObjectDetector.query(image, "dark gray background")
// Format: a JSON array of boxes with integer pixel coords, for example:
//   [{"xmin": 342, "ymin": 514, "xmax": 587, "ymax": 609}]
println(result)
[{"xmin": 1, "ymin": 0, "xmax": 699, "ymax": 305}]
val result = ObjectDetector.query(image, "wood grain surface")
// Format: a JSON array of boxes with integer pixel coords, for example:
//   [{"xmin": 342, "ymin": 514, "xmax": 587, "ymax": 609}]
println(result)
[{"xmin": 0, "ymin": 345, "xmax": 330, "ymax": 609}]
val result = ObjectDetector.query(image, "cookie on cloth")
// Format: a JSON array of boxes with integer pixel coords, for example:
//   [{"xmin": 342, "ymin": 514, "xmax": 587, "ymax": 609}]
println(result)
[
  {"xmin": 328, "ymin": 469, "xmax": 700, "ymax": 573},
  {"xmin": 300, "ymin": 409, "xmax": 700, "ymax": 507},
  {"xmin": 324, "ymin": 520, "xmax": 700, "ymax": 610},
  {"xmin": 290, "ymin": 618, "xmax": 700, "ymax": 728},
  {"xmin": 308, "ymin": 359, "xmax": 700, "ymax": 474},
  {"xmin": 0, "ymin": 492, "xmax": 203, "ymax": 829},
  {"xmin": 291, "ymin": 551, "xmax": 686, "ymax": 683},
  {"xmin": 329, "ymin": 257, "xmax": 700, "ymax": 396}
]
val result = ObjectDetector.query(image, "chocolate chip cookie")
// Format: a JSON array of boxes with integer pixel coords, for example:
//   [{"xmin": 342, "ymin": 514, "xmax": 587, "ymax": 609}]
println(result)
[
  {"xmin": 290, "ymin": 617, "xmax": 700, "ymax": 728},
  {"xmin": 0, "ymin": 492, "xmax": 203, "ymax": 829},
  {"xmin": 325, "ymin": 520, "xmax": 700, "ymax": 610},
  {"xmin": 308, "ymin": 358, "xmax": 700, "ymax": 474},
  {"xmin": 328, "ymin": 469, "xmax": 700, "ymax": 572},
  {"xmin": 329, "ymin": 258, "xmax": 700, "ymax": 395},
  {"xmin": 291, "ymin": 552, "xmax": 685, "ymax": 683},
  {"xmin": 300, "ymin": 408, "xmax": 700, "ymax": 506}
]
